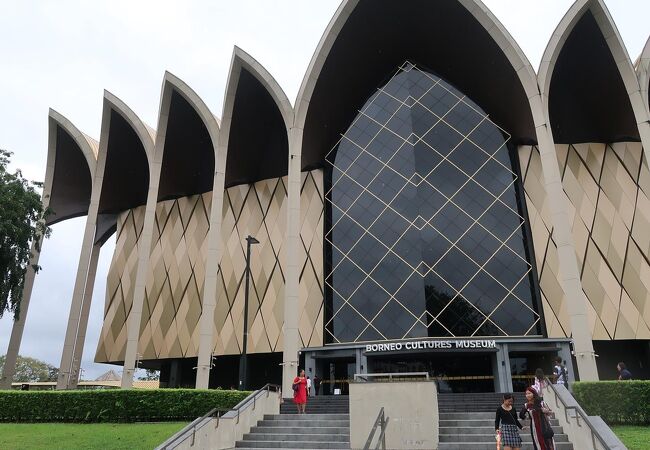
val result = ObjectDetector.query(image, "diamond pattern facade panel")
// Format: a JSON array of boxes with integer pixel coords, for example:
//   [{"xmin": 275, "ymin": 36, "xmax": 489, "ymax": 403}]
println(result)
[
  {"xmin": 519, "ymin": 142, "xmax": 650, "ymax": 340},
  {"xmin": 97, "ymin": 172, "xmax": 325, "ymax": 363},
  {"xmin": 96, "ymin": 206, "xmax": 145, "ymax": 362}
]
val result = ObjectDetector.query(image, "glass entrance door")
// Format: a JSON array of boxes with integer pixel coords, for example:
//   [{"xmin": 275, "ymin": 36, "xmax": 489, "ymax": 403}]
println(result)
[{"xmin": 369, "ymin": 352, "xmax": 494, "ymax": 393}]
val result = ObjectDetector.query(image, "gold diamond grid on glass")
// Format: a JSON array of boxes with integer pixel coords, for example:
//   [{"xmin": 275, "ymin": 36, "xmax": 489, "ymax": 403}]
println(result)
[{"xmin": 324, "ymin": 62, "xmax": 540, "ymax": 343}]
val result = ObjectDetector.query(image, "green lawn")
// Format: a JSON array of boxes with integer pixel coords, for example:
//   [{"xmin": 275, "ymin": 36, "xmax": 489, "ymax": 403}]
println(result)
[
  {"xmin": 611, "ymin": 425, "xmax": 650, "ymax": 450},
  {"xmin": 0, "ymin": 422, "xmax": 187, "ymax": 450}
]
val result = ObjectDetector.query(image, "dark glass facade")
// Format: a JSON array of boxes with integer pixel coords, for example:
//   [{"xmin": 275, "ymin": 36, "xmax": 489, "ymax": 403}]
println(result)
[{"xmin": 324, "ymin": 62, "xmax": 542, "ymax": 344}]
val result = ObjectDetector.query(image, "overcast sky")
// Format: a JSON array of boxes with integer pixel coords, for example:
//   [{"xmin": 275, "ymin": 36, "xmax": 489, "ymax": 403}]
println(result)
[{"xmin": 1, "ymin": 0, "xmax": 649, "ymax": 381}]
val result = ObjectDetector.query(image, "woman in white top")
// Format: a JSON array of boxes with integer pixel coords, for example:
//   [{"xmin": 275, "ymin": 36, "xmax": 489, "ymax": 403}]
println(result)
[
  {"xmin": 533, "ymin": 368, "xmax": 547, "ymax": 396},
  {"xmin": 306, "ymin": 376, "xmax": 312, "ymax": 396}
]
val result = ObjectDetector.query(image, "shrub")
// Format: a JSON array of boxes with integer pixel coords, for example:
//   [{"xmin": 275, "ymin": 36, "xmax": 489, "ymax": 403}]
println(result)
[
  {"xmin": 573, "ymin": 381, "xmax": 650, "ymax": 425},
  {"xmin": 0, "ymin": 389, "xmax": 249, "ymax": 423}
]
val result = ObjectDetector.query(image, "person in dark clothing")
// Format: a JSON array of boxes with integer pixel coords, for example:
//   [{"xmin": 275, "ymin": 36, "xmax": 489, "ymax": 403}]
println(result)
[
  {"xmin": 617, "ymin": 362, "xmax": 632, "ymax": 380},
  {"xmin": 495, "ymin": 393, "xmax": 523, "ymax": 450},
  {"xmin": 313, "ymin": 375, "xmax": 321, "ymax": 395},
  {"xmin": 520, "ymin": 386, "xmax": 555, "ymax": 450}
]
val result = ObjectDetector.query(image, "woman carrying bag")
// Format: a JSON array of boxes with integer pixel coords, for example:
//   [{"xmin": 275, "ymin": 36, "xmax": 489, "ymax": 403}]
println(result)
[
  {"xmin": 519, "ymin": 386, "xmax": 555, "ymax": 450},
  {"xmin": 292, "ymin": 369, "xmax": 308, "ymax": 414},
  {"xmin": 495, "ymin": 393, "xmax": 523, "ymax": 450}
]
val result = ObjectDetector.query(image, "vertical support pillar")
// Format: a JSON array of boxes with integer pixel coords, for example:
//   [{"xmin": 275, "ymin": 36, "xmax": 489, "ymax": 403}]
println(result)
[
  {"xmin": 494, "ymin": 344, "xmax": 513, "ymax": 393},
  {"xmin": 282, "ymin": 126, "xmax": 302, "ymax": 395},
  {"xmin": 356, "ymin": 348, "xmax": 368, "ymax": 375},
  {"xmin": 121, "ymin": 172, "xmax": 160, "ymax": 389},
  {"xmin": 535, "ymin": 125, "xmax": 598, "ymax": 380},
  {"xmin": 0, "ymin": 238, "xmax": 43, "ymax": 390},
  {"xmin": 57, "ymin": 210, "xmax": 98, "ymax": 390},
  {"xmin": 67, "ymin": 243, "xmax": 101, "ymax": 389},
  {"xmin": 195, "ymin": 138, "xmax": 227, "ymax": 389},
  {"xmin": 305, "ymin": 352, "xmax": 316, "ymax": 387}
]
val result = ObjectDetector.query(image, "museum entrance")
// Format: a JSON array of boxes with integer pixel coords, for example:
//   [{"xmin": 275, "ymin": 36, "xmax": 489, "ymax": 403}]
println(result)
[{"xmin": 368, "ymin": 351, "xmax": 495, "ymax": 393}]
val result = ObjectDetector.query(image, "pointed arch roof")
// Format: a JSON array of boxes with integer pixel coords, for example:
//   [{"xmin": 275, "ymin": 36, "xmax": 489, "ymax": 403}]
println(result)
[
  {"xmin": 44, "ymin": 109, "xmax": 98, "ymax": 226},
  {"xmin": 95, "ymin": 91, "xmax": 155, "ymax": 243},
  {"xmin": 293, "ymin": 0, "xmax": 543, "ymax": 170},
  {"xmin": 538, "ymin": 0, "xmax": 647, "ymax": 143},
  {"xmin": 155, "ymin": 72, "xmax": 220, "ymax": 201},
  {"xmin": 220, "ymin": 46, "xmax": 293, "ymax": 187}
]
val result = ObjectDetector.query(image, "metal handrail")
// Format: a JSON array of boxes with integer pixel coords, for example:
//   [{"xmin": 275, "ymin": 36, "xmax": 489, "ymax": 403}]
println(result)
[
  {"xmin": 354, "ymin": 372, "xmax": 430, "ymax": 382},
  {"xmin": 363, "ymin": 407, "xmax": 389, "ymax": 450},
  {"xmin": 157, "ymin": 383, "xmax": 281, "ymax": 450},
  {"xmin": 543, "ymin": 378, "xmax": 609, "ymax": 449}
]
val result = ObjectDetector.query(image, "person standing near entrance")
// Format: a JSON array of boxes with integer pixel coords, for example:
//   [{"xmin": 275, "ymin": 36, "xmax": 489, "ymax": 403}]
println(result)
[
  {"xmin": 520, "ymin": 387, "xmax": 555, "ymax": 450},
  {"xmin": 552, "ymin": 357, "xmax": 568, "ymax": 387},
  {"xmin": 617, "ymin": 362, "xmax": 633, "ymax": 380},
  {"xmin": 293, "ymin": 369, "xmax": 308, "ymax": 414},
  {"xmin": 306, "ymin": 376, "xmax": 312, "ymax": 396},
  {"xmin": 313, "ymin": 375, "xmax": 321, "ymax": 396},
  {"xmin": 495, "ymin": 393, "xmax": 523, "ymax": 450}
]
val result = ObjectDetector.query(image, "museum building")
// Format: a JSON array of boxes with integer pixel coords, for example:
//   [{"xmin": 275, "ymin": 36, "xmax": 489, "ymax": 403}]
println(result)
[{"xmin": 3, "ymin": 0, "xmax": 650, "ymax": 394}]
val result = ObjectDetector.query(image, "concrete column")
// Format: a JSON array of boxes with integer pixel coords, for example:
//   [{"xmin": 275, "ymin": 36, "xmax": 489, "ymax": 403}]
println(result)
[
  {"xmin": 535, "ymin": 124, "xmax": 599, "ymax": 381},
  {"xmin": 0, "ymin": 238, "xmax": 44, "ymax": 390},
  {"xmin": 305, "ymin": 352, "xmax": 316, "ymax": 389},
  {"xmin": 494, "ymin": 344, "xmax": 512, "ymax": 393},
  {"xmin": 357, "ymin": 348, "xmax": 368, "ymax": 375},
  {"xmin": 282, "ymin": 126, "xmax": 303, "ymax": 394},
  {"xmin": 57, "ymin": 209, "xmax": 99, "ymax": 390},
  {"xmin": 121, "ymin": 171, "xmax": 160, "ymax": 389},
  {"xmin": 558, "ymin": 342, "xmax": 576, "ymax": 385},
  {"xmin": 67, "ymin": 243, "xmax": 101, "ymax": 389},
  {"xmin": 195, "ymin": 139, "xmax": 227, "ymax": 389}
]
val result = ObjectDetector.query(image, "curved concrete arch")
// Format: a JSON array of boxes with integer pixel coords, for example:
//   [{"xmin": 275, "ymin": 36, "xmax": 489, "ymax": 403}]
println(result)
[
  {"xmin": 637, "ymin": 36, "xmax": 650, "ymax": 116},
  {"xmin": 293, "ymin": 0, "xmax": 544, "ymax": 160},
  {"xmin": 102, "ymin": 90, "xmax": 155, "ymax": 162},
  {"xmin": 0, "ymin": 110, "xmax": 98, "ymax": 390},
  {"xmin": 45, "ymin": 109, "xmax": 98, "ymax": 226},
  {"xmin": 154, "ymin": 72, "xmax": 220, "ymax": 201},
  {"xmin": 194, "ymin": 46, "xmax": 294, "ymax": 388},
  {"xmin": 538, "ymin": 0, "xmax": 650, "ymax": 144},
  {"xmin": 220, "ymin": 45, "xmax": 293, "ymax": 187}
]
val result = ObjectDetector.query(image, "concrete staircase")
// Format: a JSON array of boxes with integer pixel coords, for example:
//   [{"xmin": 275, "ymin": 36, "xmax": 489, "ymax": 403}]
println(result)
[
  {"xmin": 234, "ymin": 396, "xmax": 350, "ymax": 450},
  {"xmin": 438, "ymin": 393, "xmax": 574, "ymax": 450}
]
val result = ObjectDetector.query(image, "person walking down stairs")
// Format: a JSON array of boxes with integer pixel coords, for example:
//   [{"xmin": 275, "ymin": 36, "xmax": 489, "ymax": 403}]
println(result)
[
  {"xmin": 495, "ymin": 393, "xmax": 523, "ymax": 450},
  {"xmin": 293, "ymin": 369, "xmax": 308, "ymax": 414},
  {"xmin": 520, "ymin": 387, "xmax": 556, "ymax": 450}
]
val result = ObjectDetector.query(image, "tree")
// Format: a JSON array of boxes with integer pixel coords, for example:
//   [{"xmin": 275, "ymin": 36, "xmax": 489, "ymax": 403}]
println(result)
[
  {"xmin": 0, "ymin": 355, "xmax": 59, "ymax": 382},
  {"xmin": 139, "ymin": 369, "xmax": 160, "ymax": 381},
  {"xmin": 0, "ymin": 149, "xmax": 50, "ymax": 320}
]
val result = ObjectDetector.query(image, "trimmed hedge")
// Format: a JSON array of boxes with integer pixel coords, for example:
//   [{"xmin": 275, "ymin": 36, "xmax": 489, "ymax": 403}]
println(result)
[
  {"xmin": 0, "ymin": 389, "xmax": 249, "ymax": 423},
  {"xmin": 573, "ymin": 381, "xmax": 650, "ymax": 425}
]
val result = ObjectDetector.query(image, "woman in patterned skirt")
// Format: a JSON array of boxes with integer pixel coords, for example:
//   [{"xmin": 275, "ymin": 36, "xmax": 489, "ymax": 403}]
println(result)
[
  {"xmin": 495, "ymin": 393, "xmax": 523, "ymax": 450},
  {"xmin": 520, "ymin": 386, "xmax": 556, "ymax": 450}
]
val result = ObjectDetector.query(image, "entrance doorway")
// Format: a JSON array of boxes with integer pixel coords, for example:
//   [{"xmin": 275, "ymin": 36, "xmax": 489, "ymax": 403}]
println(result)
[
  {"xmin": 314, "ymin": 357, "xmax": 355, "ymax": 395},
  {"xmin": 368, "ymin": 352, "xmax": 494, "ymax": 393}
]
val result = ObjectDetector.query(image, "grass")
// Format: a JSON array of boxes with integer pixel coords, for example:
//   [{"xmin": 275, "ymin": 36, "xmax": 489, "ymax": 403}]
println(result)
[
  {"xmin": 0, "ymin": 422, "xmax": 187, "ymax": 450},
  {"xmin": 611, "ymin": 425, "xmax": 650, "ymax": 450}
]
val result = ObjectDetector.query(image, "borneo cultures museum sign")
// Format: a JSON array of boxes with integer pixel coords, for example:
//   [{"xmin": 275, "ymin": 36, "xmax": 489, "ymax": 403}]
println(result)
[{"xmin": 364, "ymin": 339, "xmax": 497, "ymax": 353}]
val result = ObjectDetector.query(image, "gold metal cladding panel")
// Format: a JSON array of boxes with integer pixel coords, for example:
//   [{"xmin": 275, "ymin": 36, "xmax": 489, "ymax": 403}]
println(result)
[
  {"xmin": 518, "ymin": 142, "xmax": 650, "ymax": 341},
  {"xmin": 96, "ymin": 207, "xmax": 146, "ymax": 363}
]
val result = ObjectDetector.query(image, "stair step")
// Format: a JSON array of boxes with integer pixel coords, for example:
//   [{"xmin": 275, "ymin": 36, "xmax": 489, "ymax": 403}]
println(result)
[
  {"xmin": 439, "ymin": 433, "xmax": 570, "ymax": 443},
  {"xmin": 251, "ymin": 426, "xmax": 349, "ymax": 434},
  {"xmin": 243, "ymin": 433, "xmax": 349, "ymax": 442},
  {"xmin": 257, "ymin": 419, "xmax": 350, "ymax": 427},
  {"xmin": 235, "ymin": 440, "xmax": 350, "ymax": 449},
  {"xmin": 439, "ymin": 426, "xmax": 564, "ymax": 435},
  {"xmin": 265, "ymin": 414, "xmax": 349, "ymax": 420}
]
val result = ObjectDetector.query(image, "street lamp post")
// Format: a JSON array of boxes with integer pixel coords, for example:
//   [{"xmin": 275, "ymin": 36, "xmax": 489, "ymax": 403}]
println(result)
[{"xmin": 239, "ymin": 235, "xmax": 259, "ymax": 390}]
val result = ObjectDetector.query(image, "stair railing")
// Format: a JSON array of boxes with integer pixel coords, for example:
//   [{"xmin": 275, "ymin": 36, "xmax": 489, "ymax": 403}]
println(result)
[
  {"xmin": 363, "ymin": 407, "xmax": 389, "ymax": 450},
  {"xmin": 543, "ymin": 378, "xmax": 611, "ymax": 449},
  {"xmin": 156, "ymin": 383, "xmax": 281, "ymax": 450}
]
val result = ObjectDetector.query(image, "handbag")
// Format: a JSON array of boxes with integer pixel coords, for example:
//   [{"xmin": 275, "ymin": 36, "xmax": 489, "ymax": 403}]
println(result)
[
  {"xmin": 292, "ymin": 382, "xmax": 299, "ymax": 392},
  {"xmin": 541, "ymin": 414, "xmax": 555, "ymax": 439}
]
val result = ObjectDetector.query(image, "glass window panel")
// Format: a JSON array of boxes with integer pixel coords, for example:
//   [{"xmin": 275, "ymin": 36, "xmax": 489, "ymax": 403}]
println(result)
[{"xmin": 325, "ymin": 63, "xmax": 539, "ymax": 343}]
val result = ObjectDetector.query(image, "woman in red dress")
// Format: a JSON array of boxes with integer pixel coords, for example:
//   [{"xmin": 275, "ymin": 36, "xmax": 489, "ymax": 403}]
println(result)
[{"xmin": 293, "ymin": 369, "xmax": 308, "ymax": 414}]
